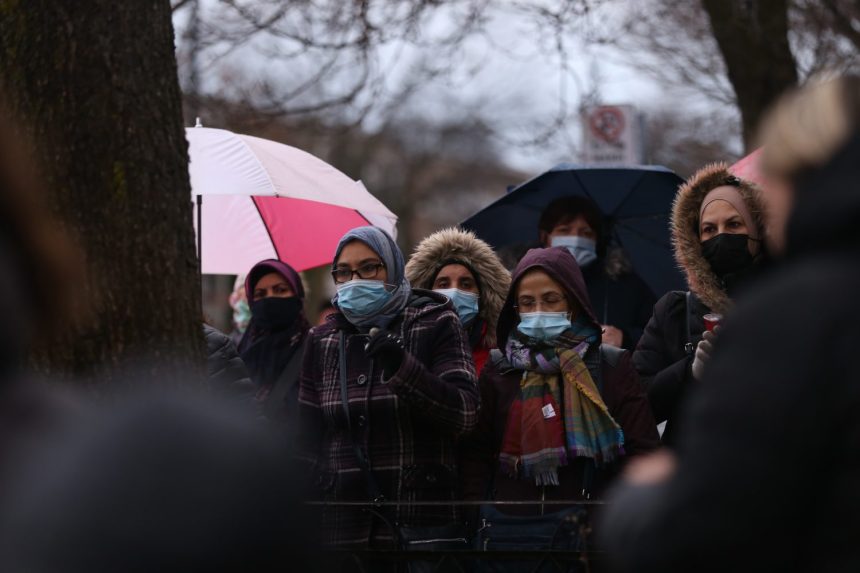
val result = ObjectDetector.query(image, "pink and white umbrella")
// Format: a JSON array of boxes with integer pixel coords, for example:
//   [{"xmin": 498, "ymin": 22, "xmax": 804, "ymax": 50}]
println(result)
[
  {"xmin": 730, "ymin": 148, "xmax": 764, "ymax": 186},
  {"xmin": 187, "ymin": 126, "xmax": 397, "ymax": 274}
]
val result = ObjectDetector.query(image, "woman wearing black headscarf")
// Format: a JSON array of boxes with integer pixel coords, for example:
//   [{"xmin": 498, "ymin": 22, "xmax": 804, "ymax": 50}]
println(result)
[{"xmin": 238, "ymin": 259, "xmax": 309, "ymax": 421}]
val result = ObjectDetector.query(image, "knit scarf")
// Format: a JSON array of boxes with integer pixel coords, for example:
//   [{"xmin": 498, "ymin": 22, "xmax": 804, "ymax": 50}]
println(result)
[{"xmin": 499, "ymin": 318, "xmax": 625, "ymax": 486}]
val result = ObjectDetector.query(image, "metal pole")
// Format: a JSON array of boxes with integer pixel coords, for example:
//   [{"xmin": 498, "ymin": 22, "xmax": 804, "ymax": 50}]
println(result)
[{"xmin": 196, "ymin": 194, "xmax": 202, "ymax": 272}]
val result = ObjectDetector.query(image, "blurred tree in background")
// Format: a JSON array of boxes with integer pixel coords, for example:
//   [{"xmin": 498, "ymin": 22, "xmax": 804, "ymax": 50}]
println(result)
[
  {"xmin": 174, "ymin": 0, "xmax": 860, "ymax": 206},
  {"xmin": 618, "ymin": 0, "xmax": 860, "ymax": 148}
]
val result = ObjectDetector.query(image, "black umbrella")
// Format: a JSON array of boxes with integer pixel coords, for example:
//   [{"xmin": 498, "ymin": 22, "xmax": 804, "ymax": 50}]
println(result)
[{"xmin": 461, "ymin": 164, "xmax": 687, "ymax": 297}]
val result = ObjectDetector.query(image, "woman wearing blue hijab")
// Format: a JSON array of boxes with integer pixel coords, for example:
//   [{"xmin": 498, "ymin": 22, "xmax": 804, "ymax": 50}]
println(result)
[{"xmin": 297, "ymin": 226, "xmax": 479, "ymax": 552}]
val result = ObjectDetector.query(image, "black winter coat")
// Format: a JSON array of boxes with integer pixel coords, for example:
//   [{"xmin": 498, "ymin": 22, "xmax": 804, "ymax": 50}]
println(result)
[
  {"xmin": 203, "ymin": 324, "xmax": 256, "ymax": 400},
  {"xmin": 633, "ymin": 291, "xmax": 708, "ymax": 444},
  {"xmin": 632, "ymin": 164, "xmax": 769, "ymax": 445},
  {"xmin": 582, "ymin": 259, "xmax": 655, "ymax": 351},
  {"xmin": 601, "ymin": 136, "xmax": 860, "ymax": 573}
]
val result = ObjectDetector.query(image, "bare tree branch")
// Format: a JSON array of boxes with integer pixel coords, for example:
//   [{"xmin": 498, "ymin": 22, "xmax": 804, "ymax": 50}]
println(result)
[
  {"xmin": 176, "ymin": 0, "xmax": 604, "ymax": 140},
  {"xmin": 171, "ymin": 0, "xmax": 194, "ymax": 13},
  {"xmin": 820, "ymin": 0, "xmax": 860, "ymax": 51}
]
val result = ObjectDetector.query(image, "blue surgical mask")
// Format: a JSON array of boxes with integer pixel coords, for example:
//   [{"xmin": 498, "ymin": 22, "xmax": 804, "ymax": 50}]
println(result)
[
  {"xmin": 551, "ymin": 236, "xmax": 598, "ymax": 268},
  {"xmin": 435, "ymin": 288, "xmax": 480, "ymax": 326},
  {"xmin": 336, "ymin": 279, "xmax": 392, "ymax": 320},
  {"xmin": 517, "ymin": 311, "xmax": 572, "ymax": 342}
]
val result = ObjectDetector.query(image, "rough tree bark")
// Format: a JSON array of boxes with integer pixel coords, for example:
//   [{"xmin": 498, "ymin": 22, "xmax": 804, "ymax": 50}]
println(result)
[
  {"xmin": 0, "ymin": 1, "xmax": 204, "ymax": 383},
  {"xmin": 701, "ymin": 0, "xmax": 799, "ymax": 148}
]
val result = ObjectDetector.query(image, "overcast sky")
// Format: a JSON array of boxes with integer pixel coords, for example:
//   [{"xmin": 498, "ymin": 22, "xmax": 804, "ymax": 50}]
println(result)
[{"xmin": 174, "ymin": 1, "xmax": 732, "ymax": 176}]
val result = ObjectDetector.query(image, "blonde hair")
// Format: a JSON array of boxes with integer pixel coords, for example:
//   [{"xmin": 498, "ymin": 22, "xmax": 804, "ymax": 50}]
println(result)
[{"xmin": 758, "ymin": 76, "xmax": 860, "ymax": 180}]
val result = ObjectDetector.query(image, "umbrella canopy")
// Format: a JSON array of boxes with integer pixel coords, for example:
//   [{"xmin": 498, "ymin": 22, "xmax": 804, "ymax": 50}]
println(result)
[
  {"xmin": 730, "ymin": 148, "xmax": 764, "ymax": 186},
  {"xmin": 461, "ymin": 164, "xmax": 686, "ymax": 297},
  {"xmin": 187, "ymin": 127, "xmax": 397, "ymax": 274}
]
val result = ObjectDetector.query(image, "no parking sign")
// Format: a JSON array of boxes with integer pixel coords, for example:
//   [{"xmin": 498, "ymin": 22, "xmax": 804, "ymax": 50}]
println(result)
[{"xmin": 581, "ymin": 105, "xmax": 643, "ymax": 165}]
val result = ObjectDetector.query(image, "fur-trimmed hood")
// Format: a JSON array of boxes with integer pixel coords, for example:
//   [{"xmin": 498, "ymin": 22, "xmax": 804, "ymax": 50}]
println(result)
[
  {"xmin": 672, "ymin": 162, "xmax": 767, "ymax": 314},
  {"xmin": 405, "ymin": 227, "xmax": 511, "ymax": 348}
]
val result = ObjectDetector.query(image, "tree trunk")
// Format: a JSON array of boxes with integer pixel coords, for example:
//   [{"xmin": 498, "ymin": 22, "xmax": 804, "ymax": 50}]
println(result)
[
  {"xmin": 0, "ymin": 1, "xmax": 204, "ymax": 384},
  {"xmin": 701, "ymin": 0, "xmax": 798, "ymax": 149}
]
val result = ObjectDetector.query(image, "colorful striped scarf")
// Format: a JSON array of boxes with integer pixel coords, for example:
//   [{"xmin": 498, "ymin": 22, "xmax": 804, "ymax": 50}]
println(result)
[{"xmin": 499, "ymin": 319, "xmax": 625, "ymax": 486}]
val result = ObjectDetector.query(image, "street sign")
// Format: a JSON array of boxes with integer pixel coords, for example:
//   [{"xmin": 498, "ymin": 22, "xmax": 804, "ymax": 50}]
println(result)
[{"xmin": 581, "ymin": 105, "xmax": 643, "ymax": 165}]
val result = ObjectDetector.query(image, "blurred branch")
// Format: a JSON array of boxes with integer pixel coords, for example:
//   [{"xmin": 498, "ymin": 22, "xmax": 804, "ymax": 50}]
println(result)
[
  {"xmin": 177, "ymin": 0, "xmax": 605, "ymax": 141},
  {"xmin": 172, "ymin": 0, "xmax": 194, "ymax": 12},
  {"xmin": 820, "ymin": 0, "xmax": 860, "ymax": 50},
  {"xmin": 611, "ymin": 0, "xmax": 736, "ymax": 105}
]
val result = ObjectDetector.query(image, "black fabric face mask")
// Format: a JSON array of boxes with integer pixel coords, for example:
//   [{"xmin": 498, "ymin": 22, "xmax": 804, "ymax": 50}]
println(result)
[
  {"xmin": 701, "ymin": 233, "xmax": 755, "ymax": 278},
  {"xmin": 250, "ymin": 296, "xmax": 303, "ymax": 331}
]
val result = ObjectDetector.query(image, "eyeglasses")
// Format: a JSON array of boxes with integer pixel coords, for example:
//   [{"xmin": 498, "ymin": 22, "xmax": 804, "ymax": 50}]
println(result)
[
  {"xmin": 331, "ymin": 262, "xmax": 386, "ymax": 284},
  {"xmin": 514, "ymin": 293, "xmax": 567, "ymax": 313}
]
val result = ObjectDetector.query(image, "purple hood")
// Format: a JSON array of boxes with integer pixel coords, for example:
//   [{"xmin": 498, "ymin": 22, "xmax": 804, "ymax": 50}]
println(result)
[
  {"xmin": 496, "ymin": 247, "xmax": 599, "ymax": 345},
  {"xmin": 244, "ymin": 259, "xmax": 305, "ymax": 301}
]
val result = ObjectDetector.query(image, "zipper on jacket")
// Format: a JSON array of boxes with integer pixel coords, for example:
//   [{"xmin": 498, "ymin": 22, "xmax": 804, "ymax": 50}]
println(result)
[
  {"xmin": 479, "ymin": 518, "xmax": 491, "ymax": 551},
  {"xmin": 541, "ymin": 486, "xmax": 546, "ymax": 516}
]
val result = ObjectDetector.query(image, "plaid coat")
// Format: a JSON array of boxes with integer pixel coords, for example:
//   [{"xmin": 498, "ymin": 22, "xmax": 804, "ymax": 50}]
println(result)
[{"xmin": 297, "ymin": 290, "xmax": 479, "ymax": 547}]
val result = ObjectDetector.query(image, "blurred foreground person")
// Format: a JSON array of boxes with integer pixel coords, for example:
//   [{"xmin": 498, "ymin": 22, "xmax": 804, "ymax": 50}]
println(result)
[
  {"xmin": 298, "ymin": 226, "xmax": 478, "ymax": 552},
  {"xmin": 601, "ymin": 76, "xmax": 860, "ymax": 573},
  {"xmin": 0, "ymin": 392, "xmax": 314, "ymax": 573},
  {"xmin": 0, "ymin": 112, "xmax": 81, "ymax": 479},
  {"xmin": 461, "ymin": 248, "xmax": 658, "ymax": 569},
  {"xmin": 238, "ymin": 259, "xmax": 309, "ymax": 421},
  {"xmin": 0, "ymin": 112, "xmax": 78, "ymax": 380},
  {"xmin": 634, "ymin": 166, "xmax": 768, "ymax": 444},
  {"xmin": 539, "ymin": 197, "xmax": 655, "ymax": 349},
  {"xmin": 405, "ymin": 227, "xmax": 510, "ymax": 375}
]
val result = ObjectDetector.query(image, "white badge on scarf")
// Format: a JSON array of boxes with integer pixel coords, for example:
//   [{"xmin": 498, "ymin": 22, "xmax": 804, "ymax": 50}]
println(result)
[{"xmin": 542, "ymin": 404, "xmax": 556, "ymax": 419}]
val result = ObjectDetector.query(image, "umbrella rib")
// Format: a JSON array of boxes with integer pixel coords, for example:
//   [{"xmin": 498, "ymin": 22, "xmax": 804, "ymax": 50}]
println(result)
[
  {"xmin": 610, "ymin": 171, "xmax": 648, "ymax": 216},
  {"xmin": 238, "ymin": 137, "xmax": 280, "ymax": 197},
  {"xmin": 251, "ymin": 197, "xmax": 283, "ymax": 261},
  {"xmin": 568, "ymin": 170, "xmax": 599, "ymax": 206},
  {"xmin": 613, "ymin": 220, "xmax": 673, "ymax": 249},
  {"xmin": 354, "ymin": 209, "xmax": 373, "ymax": 226}
]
